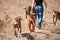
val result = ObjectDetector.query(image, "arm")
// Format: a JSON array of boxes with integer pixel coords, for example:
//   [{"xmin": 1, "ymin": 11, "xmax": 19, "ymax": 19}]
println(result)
[
  {"xmin": 31, "ymin": 0, "xmax": 35, "ymax": 12},
  {"xmin": 43, "ymin": 0, "xmax": 47, "ymax": 8}
]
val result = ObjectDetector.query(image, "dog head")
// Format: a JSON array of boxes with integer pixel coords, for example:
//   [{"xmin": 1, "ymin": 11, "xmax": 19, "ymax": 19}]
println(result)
[
  {"xmin": 15, "ymin": 16, "xmax": 22, "ymax": 22},
  {"xmin": 24, "ymin": 6, "xmax": 31, "ymax": 12}
]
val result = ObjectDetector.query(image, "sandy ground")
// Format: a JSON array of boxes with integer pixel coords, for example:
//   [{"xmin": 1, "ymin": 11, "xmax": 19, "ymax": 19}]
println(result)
[{"xmin": 0, "ymin": 0, "xmax": 60, "ymax": 40}]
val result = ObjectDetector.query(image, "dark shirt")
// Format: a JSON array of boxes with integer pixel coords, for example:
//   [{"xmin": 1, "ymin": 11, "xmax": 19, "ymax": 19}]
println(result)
[{"xmin": 35, "ymin": 0, "xmax": 43, "ymax": 6}]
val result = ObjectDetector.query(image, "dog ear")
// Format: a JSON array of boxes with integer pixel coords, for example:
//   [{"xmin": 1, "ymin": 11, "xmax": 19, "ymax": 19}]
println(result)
[
  {"xmin": 23, "ymin": 6, "xmax": 27, "ymax": 10},
  {"xmin": 15, "ymin": 17, "xmax": 17, "ymax": 21},
  {"xmin": 24, "ymin": 7, "xmax": 26, "ymax": 10}
]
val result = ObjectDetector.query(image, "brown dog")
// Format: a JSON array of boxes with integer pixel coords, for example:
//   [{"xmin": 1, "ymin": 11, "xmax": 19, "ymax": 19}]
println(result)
[
  {"xmin": 14, "ymin": 16, "xmax": 22, "ymax": 37},
  {"xmin": 53, "ymin": 11, "xmax": 60, "ymax": 25},
  {"xmin": 24, "ymin": 6, "xmax": 37, "ymax": 33}
]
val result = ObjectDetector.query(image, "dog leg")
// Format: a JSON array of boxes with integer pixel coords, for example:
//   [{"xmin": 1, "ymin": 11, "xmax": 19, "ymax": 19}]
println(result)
[
  {"xmin": 14, "ymin": 28, "xmax": 17, "ymax": 37},
  {"xmin": 19, "ymin": 27, "xmax": 21, "ymax": 33},
  {"xmin": 28, "ymin": 21, "xmax": 32, "ymax": 33},
  {"xmin": 53, "ymin": 14, "xmax": 57, "ymax": 25},
  {"xmin": 32, "ymin": 21, "xmax": 35, "ymax": 32}
]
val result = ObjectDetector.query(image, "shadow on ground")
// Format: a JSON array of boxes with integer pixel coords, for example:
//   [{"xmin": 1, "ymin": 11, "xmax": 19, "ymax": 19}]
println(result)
[{"xmin": 21, "ymin": 33, "xmax": 34, "ymax": 40}]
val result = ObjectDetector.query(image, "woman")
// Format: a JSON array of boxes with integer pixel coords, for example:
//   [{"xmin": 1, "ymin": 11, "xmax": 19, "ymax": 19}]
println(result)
[{"xmin": 31, "ymin": 0, "xmax": 47, "ymax": 29}]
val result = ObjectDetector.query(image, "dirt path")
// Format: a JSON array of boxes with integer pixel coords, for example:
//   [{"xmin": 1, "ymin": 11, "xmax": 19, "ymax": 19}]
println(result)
[{"xmin": 0, "ymin": 0, "xmax": 60, "ymax": 40}]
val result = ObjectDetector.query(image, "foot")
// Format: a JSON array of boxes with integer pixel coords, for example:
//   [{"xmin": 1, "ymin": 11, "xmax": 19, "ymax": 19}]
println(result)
[
  {"xmin": 20, "ymin": 31, "xmax": 21, "ymax": 33},
  {"xmin": 38, "ymin": 27, "xmax": 41, "ymax": 29},
  {"xmin": 32, "ymin": 30, "xmax": 35, "ymax": 32},
  {"xmin": 37, "ymin": 25, "xmax": 41, "ymax": 29},
  {"xmin": 30, "ymin": 30, "xmax": 35, "ymax": 33}
]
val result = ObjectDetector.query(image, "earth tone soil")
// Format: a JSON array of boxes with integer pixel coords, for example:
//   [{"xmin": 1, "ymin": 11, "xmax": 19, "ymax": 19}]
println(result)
[{"xmin": 0, "ymin": 0, "xmax": 60, "ymax": 40}]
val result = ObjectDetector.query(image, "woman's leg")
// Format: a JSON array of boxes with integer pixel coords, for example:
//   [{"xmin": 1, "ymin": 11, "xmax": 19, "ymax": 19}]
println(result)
[
  {"xmin": 38, "ymin": 11, "xmax": 43, "ymax": 27},
  {"xmin": 35, "ymin": 6, "xmax": 43, "ymax": 28}
]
